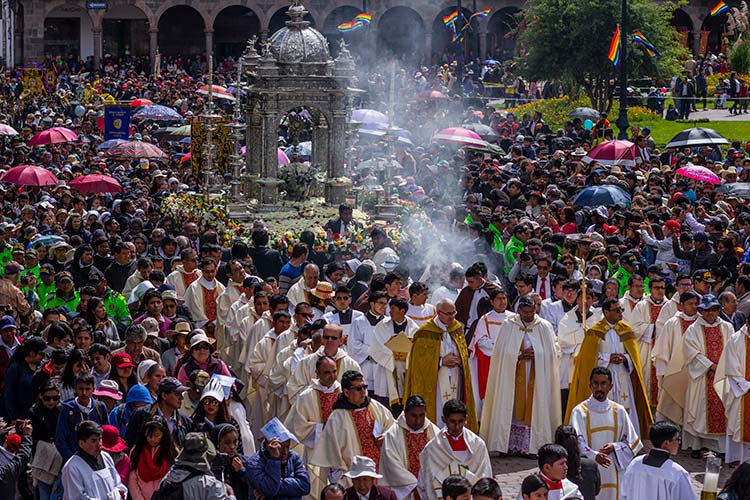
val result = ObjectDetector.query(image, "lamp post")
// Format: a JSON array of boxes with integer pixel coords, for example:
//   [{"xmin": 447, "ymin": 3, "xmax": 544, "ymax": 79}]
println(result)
[
  {"xmin": 615, "ymin": 0, "xmax": 629, "ymax": 140},
  {"xmin": 456, "ymin": 0, "xmax": 463, "ymax": 84}
]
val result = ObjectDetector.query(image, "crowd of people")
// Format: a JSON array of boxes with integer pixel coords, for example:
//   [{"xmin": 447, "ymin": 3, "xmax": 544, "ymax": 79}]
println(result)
[{"xmin": 0, "ymin": 37, "xmax": 749, "ymax": 500}]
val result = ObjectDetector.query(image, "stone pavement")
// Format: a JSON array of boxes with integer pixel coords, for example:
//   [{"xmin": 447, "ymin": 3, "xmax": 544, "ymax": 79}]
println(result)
[
  {"xmin": 490, "ymin": 446, "xmax": 733, "ymax": 497},
  {"xmin": 677, "ymin": 106, "xmax": 750, "ymax": 122}
]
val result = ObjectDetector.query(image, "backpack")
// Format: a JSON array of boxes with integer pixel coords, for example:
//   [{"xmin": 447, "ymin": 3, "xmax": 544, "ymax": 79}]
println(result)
[{"xmin": 152, "ymin": 466, "xmax": 205, "ymax": 500}]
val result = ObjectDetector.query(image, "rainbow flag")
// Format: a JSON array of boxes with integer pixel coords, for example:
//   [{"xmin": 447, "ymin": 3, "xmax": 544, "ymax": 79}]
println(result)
[
  {"xmin": 608, "ymin": 25, "xmax": 621, "ymax": 66},
  {"xmin": 443, "ymin": 10, "xmax": 458, "ymax": 25},
  {"xmin": 338, "ymin": 21, "xmax": 363, "ymax": 32},
  {"xmin": 470, "ymin": 8, "xmax": 492, "ymax": 21},
  {"xmin": 354, "ymin": 13, "xmax": 372, "ymax": 25},
  {"xmin": 632, "ymin": 31, "xmax": 660, "ymax": 57},
  {"xmin": 711, "ymin": 1, "xmax": 729, "ymax": 16}
]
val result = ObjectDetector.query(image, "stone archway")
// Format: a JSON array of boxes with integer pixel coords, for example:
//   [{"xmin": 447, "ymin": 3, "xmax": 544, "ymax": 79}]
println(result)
[
  {"xmin": 487, "ymin": 7, "xmax": 521, "ymax": 62},
  {"xmin": 671, "ymin": 8, "xmax": 694, "ymax": 54},
  {"xmin": 158, "ymin": 5, "xmax": 205, "ymax": 57},
  {"xmin": 269, "ymin": 6, "xmax": 315, "ymax": 35},
  {"xmin": 44, "ymin": 4, "xmax": 93, "ymax": 58},
  {"xmin": 213, "ymin": 5, "xmax": 261, "ymax": 60},
  {"xmin": 431, "ymin": 7, "xmax": 476, "ymax": 62},
  {"xmin": 377, "ymin": 6, "xmax": 425, "ymax": 64},
  {"xmin": 103, "ymin": 4, "xmax": 150, "ymax": 58},
  {"xmin": 322, "ymin": 5, "xmax": 363, "ymax": 57},
  {"xmin": 701, "ymin": 11, "xmax": 728, "ymax": 56}
]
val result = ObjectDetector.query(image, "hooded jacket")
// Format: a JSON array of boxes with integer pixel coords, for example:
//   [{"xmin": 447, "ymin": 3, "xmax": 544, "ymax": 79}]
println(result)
[{"xmin": 108, "ymin": 383, "xmax": 153, "ymax": 437}]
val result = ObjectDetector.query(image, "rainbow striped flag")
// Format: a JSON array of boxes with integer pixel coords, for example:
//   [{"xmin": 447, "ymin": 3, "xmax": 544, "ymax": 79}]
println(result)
[
  {"xmin": 608, "ymin": 25, "xmax": 621, "ymax": 66},
  {"xmin": 632, "ymin": 31, "xmax": 660, "ymax": 57},
  {"xmin": 710, "ymin": 1, "xmax": 729, "ymax": 16},
  {"xmin": 354, "ymin": 13, "xmax": 372, "ymax": 25},
  {"xmin": 338, "ymin": 21, "xmax": 363, "ymax": 32},
  {"xmin": 470, "ymin": 8, "xmax": 492, "ymax": 21},
  {"xmin": 443, "ymin": 10, "xmax": 458, "ymax": 25}
]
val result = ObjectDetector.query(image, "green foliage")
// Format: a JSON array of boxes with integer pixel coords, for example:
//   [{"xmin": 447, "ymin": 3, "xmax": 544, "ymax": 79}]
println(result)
[
  {"xmin": 519, "ymin": 0, "xmax": 687, "ymax": 110},
  {"xmin": 730, "ymin": 39, "xmax": 750, "ymax": 75}
]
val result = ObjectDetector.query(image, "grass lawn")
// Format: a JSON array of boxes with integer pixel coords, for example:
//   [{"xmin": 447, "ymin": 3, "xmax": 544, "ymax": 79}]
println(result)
[{"xmin": 630, "ymin": 119, "xmax": 750, "ymax": 148}]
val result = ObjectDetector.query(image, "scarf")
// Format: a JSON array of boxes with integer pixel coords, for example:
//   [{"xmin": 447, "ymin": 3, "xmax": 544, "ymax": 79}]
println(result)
[{"xmin": 137, "ymin": 444, "xmax": 170, "ymax": 482}]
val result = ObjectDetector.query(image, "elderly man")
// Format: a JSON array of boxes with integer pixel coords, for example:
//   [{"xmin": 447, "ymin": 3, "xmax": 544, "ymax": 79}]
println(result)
[
  {"xmin": 184, "ymin": 258, "xmax": 225, "ymax": 337},
  {"xmin": 403, "ymin": 299, "xmax": 478, "ymax": 432},
  {"xmin": 287, "ymin": 263, "xmax": 320, "ymax": 307},
  {"xmin": 112, "ymin": 324, "xmax": 161, "ymax": 364},
  {"xmin": 166, "ymin": 248, "xmax": 202, "ymax": 300},
  {"xmin": 344, "ymin": 456, "xmax": 397, "ymax": 500},
  {"xmin": 719, "ymin": 291, "xmax": 745, "ymax": 331}
]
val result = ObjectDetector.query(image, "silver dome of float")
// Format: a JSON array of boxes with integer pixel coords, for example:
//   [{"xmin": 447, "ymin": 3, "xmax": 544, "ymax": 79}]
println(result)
[{"xmin": 269, "ymin": 0, "xmax": 334, "ymax": 76}]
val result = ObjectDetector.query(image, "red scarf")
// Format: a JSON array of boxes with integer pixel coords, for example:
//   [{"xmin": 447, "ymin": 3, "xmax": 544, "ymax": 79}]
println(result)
[{"xmin": 137, "ymin": 445, "xmax": 170, "ymax": 482}]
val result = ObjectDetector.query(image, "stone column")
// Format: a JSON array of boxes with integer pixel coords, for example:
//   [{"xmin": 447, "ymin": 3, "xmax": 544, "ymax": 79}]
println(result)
[
  {"xmin": 258, "ymin": 111, "xmax": 283, "ymax": 204},
  {"xmin": 692, "ymin": 31, "xmax": 700, "ymax": 57},
  {"xmin": 325, "ymin": 111, "xmax": 348, "ymax": 204},
  {"xmin": 92, "ymin": 28, "xmax": 102, "ymax": 67},
  {"xmin": 259, "ymin": 31, "xmax": 268, "ymax": 43},
  {"xmin": 311, "ymin": 124, "xmax": 328, "ymax": 166},
  {"xmin": 149, "ymin": 28, "xmax": 158, "ymax": 70},
  {"xmin": 424, "ymin": 31, "xmax": 433, "ymax": 65},
  {"xmin": 205, "ymin": 29, "xmax": 214, "ymax": 62},
  {"xmin": 479, "ymin": 31, "xmax": 488, "ymax": 60}
]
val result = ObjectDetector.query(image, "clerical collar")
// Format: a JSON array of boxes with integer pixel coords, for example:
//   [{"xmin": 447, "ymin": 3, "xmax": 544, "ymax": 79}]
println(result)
[
  {"xmin": 393, "ymin": 319, "xmax": 407, "ymax": 334},
  {"xmin": 199, "ymin": 276, "xmax": 216, "ymax": 289},
  {"xmin": 336, "ymin": 309, "xmax": 353, "ymax": 324},
  {"xmin": 75, "ymin": 448, "xmax": 105, "ymax": 471},
  {"xmin": 643, "ymin": 448, "xmax": 671, "ymax": 468},
  {"xmin": 562, "ymin": 300, "xmax": 575, "ymax": 312},
  {"xmin": 575, "ymin": 309, "xmax": 594, "ymax": 322},
  {"xmin": 606, "ymin": 321, "xmax": 617, "ymax": 328},
  {"xmin": 366, "ymin": 311, "xmax": 382, "ymax": 326}
]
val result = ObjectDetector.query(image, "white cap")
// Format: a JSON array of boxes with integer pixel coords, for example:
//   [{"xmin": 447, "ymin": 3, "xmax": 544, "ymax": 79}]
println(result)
[{"xmin": 200, "ymin": 377, "xmax": 226, "ymax": 403}]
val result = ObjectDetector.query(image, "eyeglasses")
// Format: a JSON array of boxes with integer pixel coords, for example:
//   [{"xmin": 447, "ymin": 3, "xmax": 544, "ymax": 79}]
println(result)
[
  {"xmin": 42, "ymin": 395, "xmax": 60, "ymax": 402},
  {"xmin": 334, "ymin": 296, "xmax": 351, "ymax": 301},
  {"xmin": 651, "ymin": 286, "xmax": 666, "ymax": 290},
  {"xmin": 438, "ymin": 310, "xmax": 457, "ymax": 316},
  {"xmin": 349, "ymin": 384, "xmax": 368, "ymax": 392},
  {"xmin": 193, "ymin": 344, "xmax": 211, "ymax": 350},
  {"xmin": 323, "ymin": 335, "xmax": 340, "ymax": 341},
  {"xmin": 203, "ymin": 398, "xmax": 220, "ymax": 406},
  {"xmin": 298, "ymin": 313, "xmax": 314, "ymax": 319}
]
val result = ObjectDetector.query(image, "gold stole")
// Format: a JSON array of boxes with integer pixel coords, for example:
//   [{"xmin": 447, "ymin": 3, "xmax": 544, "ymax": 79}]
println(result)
[{"xmin": 513, "ymin": 330, "xmax": 535, "ymax": 426}]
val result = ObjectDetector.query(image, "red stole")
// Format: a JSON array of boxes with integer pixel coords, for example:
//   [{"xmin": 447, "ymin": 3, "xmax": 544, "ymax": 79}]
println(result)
[
  {"xmin": 703, "ymin": 325, "xmax": 726, "ymax": 434},
  {"xmin": 648, "ymin": 301, "xmax": 665, "ymax": 406},
  {"xmin": 183, "ymin": 271, "xmax": 199, "ymax": 289},
  {"xmin": 202, "ymin": 285, "xmax": 218, "ymax": 337},
  {"xmin": 403, "ymin": 428, "xmax": 430, "ymax": 478},
  {"xmin": 317, "ymin": 389, "xmax": 339, "ymax": 423},
  {"xmin": 476, "ymin": 315, "xmax": 502, "ymax": 399},
  {"xmin": 744, "ymin": 336, "xmax": 750, "ymax": 443},
  {"xmin": 351, "ymin": 407, "xmax": 380, "ymax": 466}
]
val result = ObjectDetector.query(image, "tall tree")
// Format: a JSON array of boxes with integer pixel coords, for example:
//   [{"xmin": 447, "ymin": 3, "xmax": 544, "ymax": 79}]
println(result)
[{"xmin": 519, "ymin": 0, "xmax": 687, "ymax": 111}]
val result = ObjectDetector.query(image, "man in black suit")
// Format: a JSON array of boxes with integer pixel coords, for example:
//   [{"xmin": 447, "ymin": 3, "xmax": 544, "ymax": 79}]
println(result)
[
  {"xmin": 533, "ymin": 256, "xmax": 556, "ymax": 301},
  {"xmin": 325, "ymin": 204, "xmax": 362, "ymax": 237},
  {"xmin": 719, "ymin": 291, "xmax": 746, "ymax": 331},
  {"xmin": 247, "ymin": 228, "xmax": 285, "ymax": 280},
  {"xmin": 344, "ymin": 456, "xmax": 397, "ymax": 500}
]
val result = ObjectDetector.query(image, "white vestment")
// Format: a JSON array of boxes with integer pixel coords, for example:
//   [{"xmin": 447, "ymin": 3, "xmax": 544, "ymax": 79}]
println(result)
[
  {"xmin": 416, "ymin": 429, "xmax": 492, "ymax": 500},
  {"xmin": 406, "ymin": 303, "xmax": 437, "ymax": 328},
  {"xmin": 215, "ymin": 278, "xmax": 242, "ymax": 352},
  {"xmin": 247, "ymin": 328, "xmax": 281, "ymax": 430},
  {"xmin": 595, "ymin": 322, "xmax": 640, "ymax": 435},
  {"xmin": 286, "ymin": 347, "xmax": 361, "ymax": 402},
  {"xmin": 269, "ymin": 338, "xmax": 312, "ymax": 421},
  {"xmin": 621, "ymin": 453, "xmax": 696, "ymax": 500},
  {"xmin": 369, "ymin": 317, "xmax": 419, "ymax": 403},
  {"xmin": 468, "ymin": 309, "xmax": 509, "ymax": 415},
  {"xmin": 714, "ymin": 327, "xmax": 750, "ymax": 463},
  {"xmin": 347, "ymin": 313, "xmax": 383, "ymax": 390},
  {"xmin": 655, "ymin": 294, "xmax": 680, "ymax": 334},
  {"xmin": 480, "ymin": 314, "xmax": 561, "ymax": 454},
  {"xmin": 379, "ymin": 413, "xmax": 440, "ymax": 500},
  {"xmin": 620, "ymin": 293, "xmax": 641, "ymax": 327},
  {"xmin": 61, "ymin": 451, "xmax": 128, "ymax": 500},
  {"xmin": 166, "ymin": 266, "xmax": 202, "ymax": 301},
  {"xmin": 287, "ymin": 279, "xmax": 313, "ymax": 307},
  {"xmin": 558, "ymin": 307, "xmax": 602, "ymax": 389},
  {"xmin": 569, "ymin": 396, "xmax": 643, "ymax": 500},
  {"xmin": 631, "ymin": 295, "xmax": 667, "ymax": 404},
  {"xmin": 322, "ymin": 308, "xmax": 365, "ymax": 343},
  {"xmin": 653, "ymin": 312, "xmax": 696, "ymax": 424},
  {"xmin": 183, "ymin": 277, "xmax": 225, "ymax": 327},
  {"xmin": 223, "ymin": 294, "xmax": 251, "ymax": 367}
]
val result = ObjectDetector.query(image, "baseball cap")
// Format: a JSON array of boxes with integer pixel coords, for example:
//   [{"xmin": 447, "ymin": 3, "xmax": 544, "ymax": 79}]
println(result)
[
  {"xmin": 159, "ymin": 377, "xmax": 189, "ymax": 394},
  {"xmin": 55, "ymin": 271, "xmax": 74, "ymax": 283}
]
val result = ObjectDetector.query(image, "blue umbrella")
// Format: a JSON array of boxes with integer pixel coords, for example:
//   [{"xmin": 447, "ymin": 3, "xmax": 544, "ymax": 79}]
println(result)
[
  {"xmin": 571, "ymin": 185, "xmax": 631, "ymax": 207},
  {"xmin": 180, "ymin": 137, "xmax": 191, "ymax": 144},
  {"xmin": 285, "ymin": 141, "xmax": 312, "ymax": 158},
  {"xmin": 133, "ymin": 104, "xmax": 183, "ymax": 122},
  {"xmin": 96, "ymin": 139, "xmax": 127, "ymax": 151},
  {"xmin": 30, "ymin": 234, "xmax": 65, "ymax": 246},
  {"xmin": 482, "ymin": 59, "xmax": 500, "ymax": 65}
]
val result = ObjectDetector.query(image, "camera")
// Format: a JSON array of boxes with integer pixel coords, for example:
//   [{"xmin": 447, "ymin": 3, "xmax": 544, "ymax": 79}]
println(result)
[{"xmin": 212, "ymin": 452, "xmax": 231, "ymax": 468}]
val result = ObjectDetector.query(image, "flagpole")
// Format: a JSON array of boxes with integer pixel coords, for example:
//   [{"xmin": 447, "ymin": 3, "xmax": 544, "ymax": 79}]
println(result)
[
  {"xmin": 456, "ymin": 0, "xmax": 463, "ymax": 85},
  {"xmin": 616, "ymin": 0, "xmax": 630, "ymax": 139}
]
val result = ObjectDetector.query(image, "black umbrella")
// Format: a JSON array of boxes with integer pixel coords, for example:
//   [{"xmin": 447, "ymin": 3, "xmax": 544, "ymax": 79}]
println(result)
[
  {"xmin": 665, "ymin": 127, "xmax": 729, "ymax": 149},
  {"xmin": 461, "ymin": 122, "xmax": 499, "ymax": 142},
  {"xmin": 568, "ymin": 107, "xmax": 600, "ymax": 121},
  {"xmin": 716, "ymin": 182, "xmax": 750, "ymax": 200}
]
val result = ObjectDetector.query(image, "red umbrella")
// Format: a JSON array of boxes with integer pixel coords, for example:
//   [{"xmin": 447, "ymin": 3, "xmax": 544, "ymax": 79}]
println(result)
[
  {"xmin": 106, "ymin": 141, "xmax": 167, "ymax": 160},
  {"xmin": 417, "ymin": 90, "xmax": 449, "ymax": 101},
  {"xmin": 197, "ymin": 85, "xmax": 235, "ymax": 101},
  {"xmin": 432, "ymin": 127, "xmax": 486, "ymax": 147},
  {"xmin": 130, "ymin": 98, "xmax": 154, "ymax": 107},
  {"xmin": 69, "ymin": 174, "xmax": 123, "ymax": 193},
  {"xmin": 676, "ymin": 163, "xmax": 721, "ymax": 184},
  {"xmin": 28, "ymin": 127, "xmax": 78, "ymax": 146},
  {"xmin": 179, "ymin": 153, "xmax": 191, "ymax": 165},
  {"xmin": 0, "ymin": 165, "xmax": 58, "ymax": 186},
  {"xmin": 581, "ymin": 140, "xmax": 637, "ymax": 167}
]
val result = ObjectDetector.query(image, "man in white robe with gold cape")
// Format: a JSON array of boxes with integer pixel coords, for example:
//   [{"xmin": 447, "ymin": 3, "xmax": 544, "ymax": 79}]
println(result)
[
  {"xmin": 417, "ymin": 399, "xmax": 491, "ymax": 500},
  {"xmin": 570, "ymin": 366, "xmax": 643, "ymax": 500},
  {"xmin": 379, "ymin": 396, "xmax": 440, "ymax": 500},
  {"xmin": 480, "ymin": 296, "xmax": 561, "ymax": 455}
]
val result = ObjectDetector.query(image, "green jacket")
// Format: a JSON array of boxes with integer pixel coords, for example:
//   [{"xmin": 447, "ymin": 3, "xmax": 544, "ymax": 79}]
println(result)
[
  {"xmin": 612, "ymin": 266, "xmax": 632, "ymax": 297},
  {"xmin": 103, "ymin": 288, "xmax": 132, "ymax": 326},
  {"xmin": 504, "ymin": 236, "xmax": 525, "ymax": 273},
  {"xmin": 36, "ymin": 281, "xmax": 55, "ymax": 309},
  {"xmin": 44, "ymin": 290, "xmax": 80, "ymax": 313},
  {"xmin": 488, "ymin": 224, "xmax": 505, "ymax": 254}
]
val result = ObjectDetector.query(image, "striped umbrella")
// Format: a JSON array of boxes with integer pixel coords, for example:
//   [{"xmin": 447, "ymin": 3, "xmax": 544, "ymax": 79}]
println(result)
[
  {"xmin": 432, "ymin": 127, "xmax": 486, "ymax": 147},
  {"xmin": 106, "ymin": 141, "xmax": 168, "ymax": 160}
]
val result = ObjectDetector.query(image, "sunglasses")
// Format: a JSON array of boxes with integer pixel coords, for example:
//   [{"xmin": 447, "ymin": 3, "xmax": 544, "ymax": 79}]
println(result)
[
  {"xmin": 193, "ymin": 344, "xmax": 211, "ymax": 350},
  {"xmin": 42, "ymin": 395, "xmax": 60, "ymax": 402},
  {"xmin": 349, "ymin": 384, "xmax": 368, "ymax": 392}
]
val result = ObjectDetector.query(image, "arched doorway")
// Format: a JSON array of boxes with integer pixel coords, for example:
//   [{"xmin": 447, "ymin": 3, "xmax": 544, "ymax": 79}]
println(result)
[
  {"xmin": 44, "ymin": 4, "xmax": 93, "ymax": 58},
  {"xmin": 214, "ymin": 6, "xmax": 260, "ymax": 61},
  {"xmin": 103, "ymin": 4, "xmax": 149, "ymax": 58},
  {"xmin": 671, "ymin": 9, "xmax": 694, "ymax": 53},
  {"xmin": 158, "ymin": 5, "xmax": 204, "ymax": 57},
  {"xmin": 269, "ymin": 7, "xmax": 315, "ymax": 36},
  {"xmin": 487, "ymin": 7, "xmax": 521, "ymax": 62},
  {"xmin": 431, "ymin": 7, "xmax": 476, "ymax": 62},
  {"xmin": 377, "ymin": 7, "xmax": 425, "ymax": 64},
  {"xmin": 701, "ymin": 11, "xmax": 727, "ymax": 56},
  {"xmin": 322, "ymin": 6, "xmax": 362, "ymax": 57}
]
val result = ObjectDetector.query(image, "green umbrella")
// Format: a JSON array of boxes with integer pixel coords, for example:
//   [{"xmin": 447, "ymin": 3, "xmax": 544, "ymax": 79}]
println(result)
[{"xmin": 171, "ymin": 124, "xmax": 191, "ymax": 137}]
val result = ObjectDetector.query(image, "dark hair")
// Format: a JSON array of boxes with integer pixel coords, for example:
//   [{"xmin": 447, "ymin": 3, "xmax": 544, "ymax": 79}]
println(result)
[
  {"xmin": 601, "ymin": 297, "xmax": 620, "ymax": 311},
  {"xmin": 75, "ymin": 373, "xmax": 95, "ymax": 388},
  {"xmin": 47, "ymin": 322, "xmax": 73, "ymax": 344},
  {"xmin": 269, "ymin": 294, "xmax": 290, "ymax": 310},
  {"xmin": 488, "ymin": 288, "xmax": 506, "ymax": 301},
  {"xmin": 49, "ymin": 348, "xmax": 68, "ymax": 365},
  {"xmin": 76, "ymin": 420, "xmax": 103, "ymax": 442},
  {"xmin": 590, "ymin": 366, "xmax": 612, "ymax": 383},
  {"xmin": 472, "ymin": 477, "xmax": 502, "ymax": 500},
  {"xmin": 340, "ymin": 370, "xmax": 364, "ymax": 390},
  {"xmin": 408, "ymin": 282, "xmax": 429, "ymax": 296},
  {"xmin": 649, "ymin": 276, "xmax": 665, "ymax": 287},
  {"xmin": 290, "ymin": 242, "xmax": 308, "ymax": 259},
  {"xmin": 719, "ymin": 462, "xmax": 750, "ymax": 499},
  {"xmin": 368, "ymin": 291, "xmax": 388, "ymax": 304},
  {"xmin": 404, "ymin": 395, "xmax": 426, "ymax": 411},
  {"xmin": 354, "ymin": 264, "xmax": 373, "ymax": 282},
  {"xmin": 389, "ymin": 297, "xmax": 409, "ymax": 312},
  {"xmin": 384, "ymin": 272, "xmax": 402, "ymax": 286},
  {"xmin": 538, "ymin": 443, "xmax": 568, "ymax": 470},
  {"xmin": 521, "ymin": 474, "xmax": 548, "ymax": 495},
  {"xmin": 321, "ymin": 483, "xmax": 346, "ymax": 499},
  {"xmin": 87, "ymin": 343, "xmax": 111, "ymax": 358},
  {"xmin": 199, "ymin": 258, "xmax": 216, "ymax": 270},
  {"xmin": 442, "ymin": 399, "xmax": 467, "ymax": 419},
  {"xmin": 333, "ymin": 285, "xmax": 351, "ymax": 297},
  {"xmin": 131, "ymin": 416, "xmax": 176, "ymax": 471},
  {"xmin": 649, "ymin": 421, "xmax": 680, "ymax": 449},
  {"xmin": 294, "ymin": 302, "xmax": 312, "ymax": 314},
  {"xmin": 442, "ymin": 475, "xmax": 472, "ymax": 500},
  {"xmin": 9, "ymin": 336, "xmax": 46, "ymax": 364},
  {"xmin": 61, "ymin": 349, "xmax": 89, "ymax": 389},
  {"xmin": 272, "ymin": 310, "xmax": 292, "ymax": 322},
  {"xmin": 315, "ymin": 355, "xmax": 336, "ymax": 372},
  {"xmin": 555, "ymin": 425, "xmax": 582, "ymax": 482},
  {"xmin": 251, "ymin": 229, "xmax": 270, "ymax": 246}
]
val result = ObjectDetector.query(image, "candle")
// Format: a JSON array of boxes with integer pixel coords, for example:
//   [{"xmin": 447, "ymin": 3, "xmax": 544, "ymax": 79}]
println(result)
[{"xmin": 703, "ymin": 471, "xmax": 719, "ymax": 493}]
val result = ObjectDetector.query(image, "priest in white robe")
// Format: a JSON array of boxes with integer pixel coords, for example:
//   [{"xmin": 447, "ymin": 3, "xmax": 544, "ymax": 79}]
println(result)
[
  {"xmin": 481, "ymin": 296, "xmax": 561, "ymax": 455},
  {"xmin": 630, "ymin": 277, "xmax": 667, "ymax": 407},
  {"xmin": 269, "ymin": 319, "xmax": 318, "ymax": 421},
  {"xmin": 619, "ymin": 275, "xmax": 644, "ymax": 327},
  {"xmin": 322, "ymin": 286, "xmax": 365, "ymax": 342},
  {"xmin": 714, "ymin": 317, "xmax": 750, "ymax": 464},
  {"xmin": 379, "ymin": 396, "xmax": 440, "ymax": 500},
  {"xmin": 348, "ymin": 292, "xmax": 386, "ymax": 399},
  {"xmin": 287, "ymin": 264, "xmax": 319, "ymax": 307},
  {"xmin": 165, "ymin": 248, "xmax": 201, "ymax": 300},
  {"xmin": 417, "ymin": 399, "xmax": 491, "ymax": 500},
  {"xmin": 183, "ymin": 259, "xmax": 225, "ymax": 336},
  {"xmin": 215, "ymin": 261, "xmax": 245, "ymax": 353},
  {"xmin": 222, "ymin": 277, "xmax": 258, "ymax": 367},
  {"xmin": 653, "ymin": 291, "xmax": 699, "ymax": 424},
  {"xmin": 369, "ymin": 296, "xmax": 418, "ymax": 407},
  {"xmin": 569, "ymin": 366, "xmax": 643, "ymax": 500},
  {"xmin": 683, "ymin": 294, "xmax": 733, "ymax": 455}
]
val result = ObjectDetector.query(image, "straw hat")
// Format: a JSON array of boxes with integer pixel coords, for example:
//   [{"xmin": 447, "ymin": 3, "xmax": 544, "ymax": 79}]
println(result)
[{"xmin": 311, "ymin": 281, "xmax": 334, "ymax": 300}]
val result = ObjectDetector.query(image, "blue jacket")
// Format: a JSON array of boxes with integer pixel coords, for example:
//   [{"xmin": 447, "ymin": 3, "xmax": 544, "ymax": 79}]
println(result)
[
  {"xmin": 246, "ymin": 448, "xmax": 310, "ymax": 500},
  {"xmin": 55, "ymin": 398, "xmax": 108, "ymax": 462},
  {"xmin": 108, "ymin": 383, "xmax": 153, "ymax": 437},
  {"xmin": 4, "ymin": 361, "xmax": 35, "ymax": 420}
]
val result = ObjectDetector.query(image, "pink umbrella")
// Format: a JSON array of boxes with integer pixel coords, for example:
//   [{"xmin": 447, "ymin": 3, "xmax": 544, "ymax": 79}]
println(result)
[
  {"xmin": 28, "ymin": 127, "xmax": 78, "ymax": 146},
  {"xmin": 130, "ymin": 98, "xmax": 153, "ymax": 107},
  {"xmin": 0, "ymin": 165, "xmax": 58, "ymax": 186},
  {"xmin": 197, "ymin": 85, "xmax": 235, "ymax": 101},
  {"xmin": 240, "ymin": 146, "xmax": 290, "ymax": 165},
  {"xmin": 417, "ymin": 90, "xmax": 449, "ymax": 101},
  {"xmin": 676, "ymin": 163, "xmax": 721, "ymax": 184},
  {"xmin": 432, "ymin": 127, "xmax": 486, "ymax": 147},
  {"xmin": 107, "ymin": 141, "xmax": 167, "ymax": 160},
  {"xmin": 69, "ymin": 174, "xmax": 123, "ymax": 193},
  {"xmin": 0, "ymin": 124, "xmax": 18, "ymax": 136},
  {"xmin": 581, "ymin": 140, "xmax": 637, "ymax": 167}
]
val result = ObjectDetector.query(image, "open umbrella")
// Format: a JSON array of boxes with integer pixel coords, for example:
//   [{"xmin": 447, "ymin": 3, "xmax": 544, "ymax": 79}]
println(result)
[
  {"xmin": 572, "ymin": 185, "xmax": 631, "ymax": 207},
  {"xmin": 432, "ymin": 127, "xmax": 487, "ymax": 147},
  {"xmin": 416, "ymin": 90, "xmax": 449, "ymax": 101},
  {"xmin": 0, "ymin": 124, "xmax": 18, "ymax": 136},
  {"xmin": 350, "ymin": 109, "xmax": 389, "ymax": 125},
  {"xmin": 482, "ymin": 59, "xmax": 500, "ymax": 65},
  {"xmin": 95, "ymin": 139, "xmax": 127, "ymax": 152},
  {"xmin": 716, "ymin": 182, "xmax": 750, "ymax": 199},
  {"xmin": 568, "ymin": 107, "xmax": 600, "ymax": 122},
  {"xmin": 69, "ymin": 174, "xmax": 123, "ymax": 193},
  {"xmin": 665, "ymin": 127, "xmax": 729, "ymax": 149},
  {"xmin": 197, "ymin": 85, "xmax": 236, "ymax": 101},
  {"xmin": 461, "ymin": 123, "xmax": 499, "ymax": 142},
  {"xmin": 179, "ymin": 153, "xmax": 192, "ymax": 165},
  {"xmin": 28, "ymin": 127, "xmax": 78, "ymax": 146},
  {"xmin": 106, "ymin": 141, "xmax": 168, "ymax": 160},
  {"xmin": 285, "ymin": 142, "xmax": 312, "ymax": 158},
  {"xmin": 0, "ymin": 165, "xmax": 58, "ymax": 186},
  {"xmin": 30, "ymin": 235, "xmax": 65, "ymax": 246},
  {"xmin": 133, "ymin": 105, "xmax": 182, "ymax": 122},
  {"xmin": 278, "ymin": 148, "xmax": 290, "ymax": 166},
  {"xmin": 581, "ymin": 140, "xmax": 637, "ymax": 167},
  {"xmin": 171, "ymin": 124, "xmax": 192, "ymax": 137},
  {"xmin": 676, "ymin": 163, "xmax": 721, "ymax": 184},
  {"xmin": 130, "ymin": 98, "xmax": 153, "ymax": 107}
]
